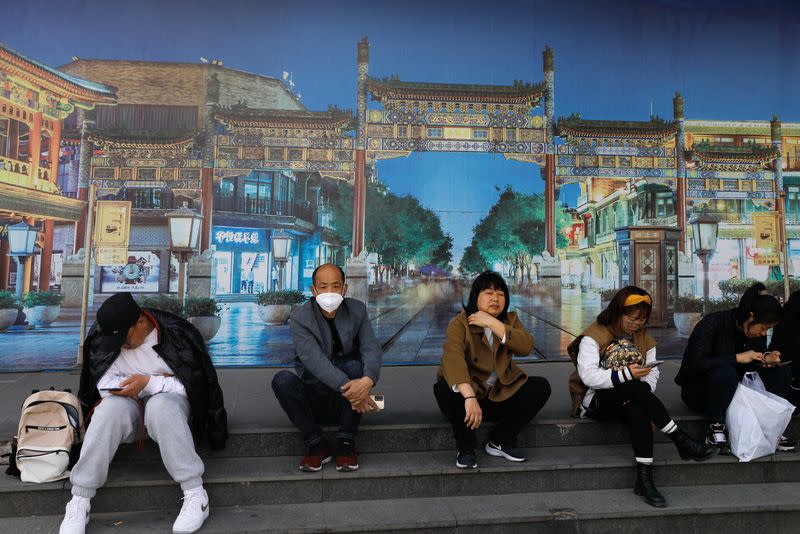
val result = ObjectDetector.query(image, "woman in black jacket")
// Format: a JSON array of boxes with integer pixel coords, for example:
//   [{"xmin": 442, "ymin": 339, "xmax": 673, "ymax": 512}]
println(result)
[
  {"xmin": 676, "ymin": 283, "xmax": 793, "ymax": 454},
  {"xmin": 769, "ymin": 290, "xmax": 800, "ymax": 405}
]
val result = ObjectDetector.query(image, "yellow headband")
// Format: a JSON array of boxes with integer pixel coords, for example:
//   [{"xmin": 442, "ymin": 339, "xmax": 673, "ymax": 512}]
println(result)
[{"xmin": 624, "ymin": 294, "xmax": 652, "ymax": 307}]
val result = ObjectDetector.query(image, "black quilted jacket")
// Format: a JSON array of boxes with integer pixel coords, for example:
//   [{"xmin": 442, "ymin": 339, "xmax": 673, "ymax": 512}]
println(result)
[{"xmin": 78, "ymin": 308, "xmax": 228, "ymax": 449}]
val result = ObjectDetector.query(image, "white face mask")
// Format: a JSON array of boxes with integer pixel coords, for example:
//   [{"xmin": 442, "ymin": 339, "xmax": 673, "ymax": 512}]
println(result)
[{"xmin": 315, "ymin": 292, "xmax": 344, "ymax": 314}]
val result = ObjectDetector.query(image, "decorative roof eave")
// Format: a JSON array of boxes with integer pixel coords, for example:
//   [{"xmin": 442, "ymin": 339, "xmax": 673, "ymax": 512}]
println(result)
[
  {"xmin": 685, "ymin": 120, "xmax": 800, "ymax": 137},
  {"xmin": 214, "ymin": 107, "xmax": 354, "ymax": 130},
  {"xmin": 366, "ymin": 77, "xmax": 545, "ymax": 105},
  {"xmin": 556, "ymin": 117, "xmax": 679, "ymax": 142},
  {"xmin": 0, "ymin": 44, "xmax": 117, "ymax": 104},
  {"xmin": 689, "ymin": 144, "xmax": 779, "ymax": 169},
  {"xmin": 88, "ymin": 131, "xmax": 197, "ymax": 150}
]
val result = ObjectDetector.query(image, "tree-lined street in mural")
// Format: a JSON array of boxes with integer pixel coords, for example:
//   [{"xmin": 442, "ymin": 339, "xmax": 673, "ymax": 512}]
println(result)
[{"xmin": 1, "ymin": 0, "xmax": 798, "ymax": 370}]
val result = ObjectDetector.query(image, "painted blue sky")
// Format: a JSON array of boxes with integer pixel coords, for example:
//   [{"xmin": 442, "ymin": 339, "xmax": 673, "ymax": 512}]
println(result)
[{"xmin": 6, "ymin": 0, "xmax": 800, "ymax": 264}]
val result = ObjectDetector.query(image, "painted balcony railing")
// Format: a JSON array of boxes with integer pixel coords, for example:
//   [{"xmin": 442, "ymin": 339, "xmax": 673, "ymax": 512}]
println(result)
[
  {"xmin": 214, "ymin": 194, "xmax": 316, "ymax": 223},
  {"xmin": 0, "ymin": 155, "xmax": 30, "ymax": 187}
]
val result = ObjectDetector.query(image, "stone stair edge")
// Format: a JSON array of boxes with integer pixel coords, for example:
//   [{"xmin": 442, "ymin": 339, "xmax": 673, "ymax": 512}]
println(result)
[{"xmin": 6, "ymin": 483, "xmax": 800, "ymax": 533}]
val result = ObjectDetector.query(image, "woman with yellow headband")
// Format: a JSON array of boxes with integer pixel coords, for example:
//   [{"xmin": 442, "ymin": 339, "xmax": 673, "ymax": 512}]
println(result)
[{"xmin": 567, "ymin": 286, "xmax": 714, "ymax": 508}]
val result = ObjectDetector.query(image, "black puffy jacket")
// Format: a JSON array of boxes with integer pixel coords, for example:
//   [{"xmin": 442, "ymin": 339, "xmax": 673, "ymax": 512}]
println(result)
[
  {"xmin": 78, "ymin": 308, "xmax": 228, "ymax": 449},
  {"xmin": 675, "ymin": 308, "xmax": 766, "ymax": 386}
]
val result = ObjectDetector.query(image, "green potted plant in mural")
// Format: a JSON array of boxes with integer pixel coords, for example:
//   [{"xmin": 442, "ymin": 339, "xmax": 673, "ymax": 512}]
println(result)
[
  {"xmin": 256, "ymin": 290, "xmax": 305, "ymax": 325},
  {"xmin": 0, "ymin": 291, "xmax": 18, "ymax": 331},
  {"xmin": 22, "ymin": 290, "xmax": 64, "ymax": 327},
  {"xmin": 185, "ymin": 297, "xmax": 225, "ymax": 342},
  {"xmin": 673, "ymin": 295, "xmax": 704, "ymax": 337}
]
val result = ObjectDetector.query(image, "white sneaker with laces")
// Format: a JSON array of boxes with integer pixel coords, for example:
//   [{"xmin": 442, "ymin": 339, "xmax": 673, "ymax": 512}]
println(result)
[
  {"xmin": 172, "ymin": 487, "xmax": 210, "ymax": 534},
  {"xmin": 59, "ymin": 496, "xmax": 90, "ymax": 534}
]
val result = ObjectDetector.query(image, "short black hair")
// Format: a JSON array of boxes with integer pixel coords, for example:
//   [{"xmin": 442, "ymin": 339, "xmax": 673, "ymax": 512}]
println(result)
[
  {"xmin": 312, "ymin": 263, "xmax": 346, "ymax": 286},
  {"xmin": 463, "ymin": 271, "xmax": 510, "ymax": 321},
  {"xmin": 597, "ymin": 286, "xmax": 652, "ymax": 328}
]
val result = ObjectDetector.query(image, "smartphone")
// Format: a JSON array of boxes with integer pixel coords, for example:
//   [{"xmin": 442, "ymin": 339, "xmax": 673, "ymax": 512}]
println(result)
[
  {"xmin": 369, "ymin": 393, "xmax": 385, "ymax": 410},
  {"xmin": 100, "ymin": 387, "xmax": 123, "ymax": 392},
  {"xmin": 644, "ymin": 361, "xmax": 664, "ymax": 368}
]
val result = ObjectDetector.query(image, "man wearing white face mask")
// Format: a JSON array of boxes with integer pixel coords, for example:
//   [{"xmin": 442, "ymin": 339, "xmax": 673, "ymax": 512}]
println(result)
[{"xmin": 271, "ymin": 263, "xmax": 382, "ymax": 472}]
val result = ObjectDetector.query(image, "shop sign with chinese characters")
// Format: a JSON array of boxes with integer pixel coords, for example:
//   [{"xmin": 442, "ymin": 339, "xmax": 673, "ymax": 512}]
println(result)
[{"xmin": 212, "ymin": 226, "xmax": 267, "ymax": 249}]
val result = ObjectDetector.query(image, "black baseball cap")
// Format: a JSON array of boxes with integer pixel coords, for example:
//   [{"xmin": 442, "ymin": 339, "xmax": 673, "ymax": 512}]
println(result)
[{"xmin": 96, "ymin": 292, "xmax": 141, "ymax": 352}]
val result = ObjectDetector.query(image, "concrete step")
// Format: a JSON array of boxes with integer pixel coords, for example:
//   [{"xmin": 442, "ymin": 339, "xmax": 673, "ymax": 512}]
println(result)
[
  {"xmin": 111, "ymin": 416, "xmax": 800, "ymax": 460},
  {"xmin": 7, "ymin": 482, "xmax": 800, "ymax": 533},
  {"xmin": 3, "ymin": 443, "xmax": 798, "ymax": 518}
]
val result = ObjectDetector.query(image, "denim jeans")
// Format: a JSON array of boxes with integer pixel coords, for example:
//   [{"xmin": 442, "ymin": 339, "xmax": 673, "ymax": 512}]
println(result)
[{"xmin": 271, "ymin": 359, "xmax": 364, "ymax": 447}]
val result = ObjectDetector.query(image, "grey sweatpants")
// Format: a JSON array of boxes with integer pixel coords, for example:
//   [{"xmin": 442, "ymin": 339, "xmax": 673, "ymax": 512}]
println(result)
[{"xmin": 70, "ymin": 393, "xmax": 204, "ymax": 498}]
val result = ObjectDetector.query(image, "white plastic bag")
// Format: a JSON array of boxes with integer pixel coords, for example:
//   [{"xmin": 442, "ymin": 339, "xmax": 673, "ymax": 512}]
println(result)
[{"xmin": 726, "ymin": 372, "xmax": 795, "ymax": 462}]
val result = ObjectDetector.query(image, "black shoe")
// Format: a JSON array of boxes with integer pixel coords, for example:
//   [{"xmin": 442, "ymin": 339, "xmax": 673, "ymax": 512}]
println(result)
[
  {"xmin": 668, "ymin": 428, "xmax": 716, "ymax": 461},
  {"xmin": 706, "ymin": 423, "xmax": 731, "ymax": 455},
  {"xmin": 778, "ymin": 435, "xmax": 797, "ymax": 452},
  {"xmin": 485, "ymin": 441, "xmax": 526, "ymax": 462},
  {"xmin": 456, "ymin": 450, "xmax": 477, "ymax": 469},
  {"xmin": 634, "ymin": 463, "xmax": 666, "ymax": 508}
]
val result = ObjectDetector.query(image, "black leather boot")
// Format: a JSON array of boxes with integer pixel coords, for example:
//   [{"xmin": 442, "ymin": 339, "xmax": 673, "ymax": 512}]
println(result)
[
  {"xmin": 668, "ymin": 428, "xmax": 716, "ymax": 461},
  {"xmin": 634, "ymin": 463, "xmax": 666, "ymax": 508}
]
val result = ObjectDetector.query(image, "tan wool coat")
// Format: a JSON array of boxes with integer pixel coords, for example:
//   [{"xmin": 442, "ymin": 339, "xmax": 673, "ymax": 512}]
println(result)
[{"xmin": 437, "ymin": 310, "xmax": 534, "ymax": 402}]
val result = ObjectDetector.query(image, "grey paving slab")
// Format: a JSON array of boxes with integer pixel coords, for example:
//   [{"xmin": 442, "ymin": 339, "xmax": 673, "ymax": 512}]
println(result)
[
  {"xmin": 9, "ymin": 483, "xmax": 800, "ymax": 534},
  {"xmin": 3, "ymin": 441, "xmax": 799, "ymax": 518},
  {"xmin": 0, "ymin": 284, "xmax": 693, "ymax": 371}
]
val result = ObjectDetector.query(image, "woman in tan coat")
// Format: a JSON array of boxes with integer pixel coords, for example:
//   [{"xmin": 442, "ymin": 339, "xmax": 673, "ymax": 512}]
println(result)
[{"xmin": 434, "ymin": 271, "xmax": 551, "ymax": 469}]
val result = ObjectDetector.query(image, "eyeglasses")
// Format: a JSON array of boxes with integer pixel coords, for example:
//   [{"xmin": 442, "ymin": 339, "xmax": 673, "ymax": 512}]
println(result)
[{"xmin": 623, "ymin": 315, "xmax": 647, "ymax": 325}]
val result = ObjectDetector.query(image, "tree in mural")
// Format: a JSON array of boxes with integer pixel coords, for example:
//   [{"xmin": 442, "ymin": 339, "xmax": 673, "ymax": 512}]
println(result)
[
  {"xmin": 468, "ymin": 186, "xmax": 571, "ymax": 282},
  {"xmin": 327, "ymin": 178, "xmax": 452, "ymax": 277},
  {"xmin": 459, "ymin": 242, "xmax": 489, "ymax": 275}
]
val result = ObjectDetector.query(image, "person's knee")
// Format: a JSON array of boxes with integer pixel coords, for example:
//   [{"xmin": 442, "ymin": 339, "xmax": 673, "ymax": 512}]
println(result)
[
  {"xmin": 526, "ymin": 376, "xmax": 552, "ymax": 401},
  {"xmin": 708, "ymin": 364, "xmax": 738, "ymax": 385},
  {"xmin": 144, "ymin": 394, "xmax": 186, "ymax": 429},
  {"xmin": 337, "ymin": 359, "xmax": 364, "ymax": 380},
  {"xmin": 271, "ymin": 370, "xmax": 301, "ymax": 396},
  {"xmin": 90, "ymin": 397, "xmax": 135, "ymax": 430}
]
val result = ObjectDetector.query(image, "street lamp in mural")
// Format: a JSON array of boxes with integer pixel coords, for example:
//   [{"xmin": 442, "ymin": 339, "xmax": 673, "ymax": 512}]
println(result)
[
  {"xmin": 690, "ymin": 213, "xmax": 720, "ymax": 314},
  {"xmin": 7, "ymin": 221, "xmax": 38, "ymax": 306},
  {"xmin": 166, "ymin": 203, "xmax": 203, "ymax": 304},
  {"xmin": 271, "ymin": 230, "xmax": 293, "ymax": 290}
]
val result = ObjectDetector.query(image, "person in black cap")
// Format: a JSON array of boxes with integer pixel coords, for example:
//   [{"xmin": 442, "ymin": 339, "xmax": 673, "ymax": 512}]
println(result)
[{"xmin": 59, "ymin": 292, "xmax": 227, "ymax": 534}]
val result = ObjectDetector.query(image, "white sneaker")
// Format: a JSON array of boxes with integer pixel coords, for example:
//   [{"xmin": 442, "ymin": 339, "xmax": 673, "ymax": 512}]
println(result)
[
  {"xmin": 172, "ymin": 488, "xmax": 210, "ymax": 534},
  {"xmin": 59, "ymin": 496, "xmax": 90, "ymax": 534}
]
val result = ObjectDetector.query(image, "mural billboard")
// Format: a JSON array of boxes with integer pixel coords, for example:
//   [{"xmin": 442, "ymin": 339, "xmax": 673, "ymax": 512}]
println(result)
[{"xmin": 0, "ymin": 0, "xmax": 799, "ymax": 370}]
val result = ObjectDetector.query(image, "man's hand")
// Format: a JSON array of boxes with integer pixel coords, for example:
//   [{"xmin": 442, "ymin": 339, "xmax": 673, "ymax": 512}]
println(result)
[
  {"xmin": 351, "ymin": 396, "xmax": 380, "ymax": 414},
  {"xmin": 113, "ymin": 374, "xmax": 150, "ymax": 397},
  {"xmin": 341, "ymin": 376, "xmax": 374, "ymax": 405},
  {"xmin": 736, "ymin": 350, "xmax": 764, "ymax": 365}
]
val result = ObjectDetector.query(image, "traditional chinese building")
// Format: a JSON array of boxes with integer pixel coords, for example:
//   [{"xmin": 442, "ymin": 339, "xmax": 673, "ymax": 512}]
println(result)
[
  {"xmin": 0, "ymin": 43, "xmax": 116, "ymax": 295},
  {"xmin": 559, "ymin": 94, "xmax": 796, "ymax": 315},
  {"xmin": 57, "ymin": 59, "xmax": 349, "ymax": 296}
]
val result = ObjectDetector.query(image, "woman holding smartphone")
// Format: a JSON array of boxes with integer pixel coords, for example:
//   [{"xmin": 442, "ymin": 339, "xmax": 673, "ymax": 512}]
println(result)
[
  {"xmin": 677, "ymin": 282, "xmax": 794, "ymax": 453},
  {"xmin": 568, "ymin": 286, "xmax": 714, "ymax": 508}
]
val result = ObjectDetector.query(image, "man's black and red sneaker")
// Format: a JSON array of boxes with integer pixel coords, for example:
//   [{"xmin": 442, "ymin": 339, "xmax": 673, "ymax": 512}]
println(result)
[
  {"xmin": 335, "ymin": 438, "xmax": 359, "ymax": 471},
  {"xmin": 299, "ymin": 440, "xmax": 332, "ymax": 472}
]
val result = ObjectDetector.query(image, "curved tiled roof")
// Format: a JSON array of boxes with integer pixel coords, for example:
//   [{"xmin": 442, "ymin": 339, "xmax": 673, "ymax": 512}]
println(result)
[
  {"xmin": 0, "ymin": 42, "xmax": 116, "ymax": 102},
  {"xmin": 366, "ymin": 77, "xmax": 544, "ymax": 104}
]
